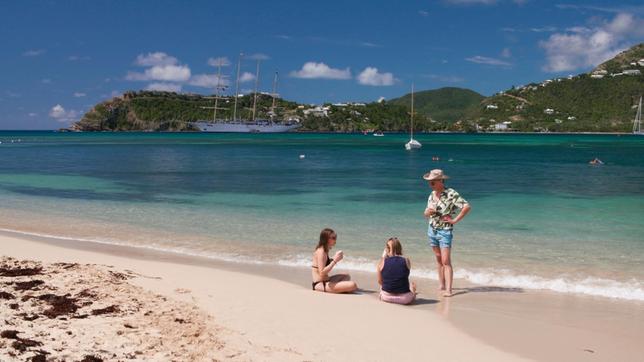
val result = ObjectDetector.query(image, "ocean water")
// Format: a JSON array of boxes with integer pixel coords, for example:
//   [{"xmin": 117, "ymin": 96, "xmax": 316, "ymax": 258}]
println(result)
[{"xmin": 1, "ymin": 131, "xmax": 643, "ymax": 301}]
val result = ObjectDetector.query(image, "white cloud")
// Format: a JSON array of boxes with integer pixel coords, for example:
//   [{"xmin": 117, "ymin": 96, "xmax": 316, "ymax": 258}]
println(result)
[
  {"xmin": 48, "ymin": 104, "xmax": 79, "ymax": 123},
  {"xmin": 539, "ymin": 12, "xmax": 644, "ymax": 72},
  {"xmin": 530, "ymin": 26, "xmax": 557, "ymax": 32},
  {"xmin": 23, "ymin": 49, "xmax": 45, "ymax": 57},
  {"xmin": 73, "ymin": 92, "xmax": 86, "ymax": 97},
  {"xmin": 28, "ymin": 112, "xmax": 38, "ymax": 117},
  {"xmin": 126, "ymin": 64, "xmax": 191, "ymax": 82},
  {"xmin": 356, "ymin": 67, "xmax": 395, "ymax": 86},
  {"xmin": 419, "ymin": 10, "xmax": 429, "ymax": 16},
  {"xmin": 189, "ymin": 74, "xmax": 230, "ymax": 88},
  {"xmin": 135, "ymin": 52, "xmax": 178, "ymax": 66},
  {"xmin": 145, "ymin": 83, "xmax": 182, "ymax": 92},
  {"xmin": 41, "ymin": 78, "xmax": 52, "ymax": 84},
  {"xmin": 239, "ymin": 72, "xmax": 256, "ymax": 83},
  {"xmin": 445, "ymin": 0, "xmax": 497, "ymax": 5},
  {"xmin": 68, "ymin": 55, "xmax": 91, "ymax": 61},
  {"xmin": 360, "ymin": 42, "xmax": 380, "ymax": 48},
  {"xmin": 465, "ymin": 55, "xmax": 512, "ymax": 66},
  {"xmin": 501, "ymin": 48, "xmax": 512, "ymax": 58},
  {"xmin": 207, "ymin": 57, "xmax": 231, "ymax": 67},
  {"xmin": 289, "ymin": 62, "xmax": 352, "ymax": 79},
  {"xmin": 127, "ymin": 52, "xmax": 191, "ymax": 90}
]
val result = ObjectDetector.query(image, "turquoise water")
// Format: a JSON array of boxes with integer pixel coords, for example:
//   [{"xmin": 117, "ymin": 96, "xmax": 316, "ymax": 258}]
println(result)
[{"xmin": 1, "ymin": 132, "xmax": 643, "ymax": 300}]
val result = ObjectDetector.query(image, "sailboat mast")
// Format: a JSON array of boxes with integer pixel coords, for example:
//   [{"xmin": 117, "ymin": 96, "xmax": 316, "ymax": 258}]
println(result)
[
  {"xmin": 635, "ymin": 96, "xmax": 642, "ymax": 134},
  {"xmin": 213, "ymin": 61, "xmax": 223, "ymax": 122},
  {"xmin": 270, "ymin": 72, "xmax": 278, "ymax": 122},
  {"xmin": 252, "ymin": 59, "xmax": 261, "ymax": 122},
  {"xmin": 233, "ymin": 53, "xmax": 243, "ymax": 122},
  {"xmin": 410, "ymin": 83, "xmax": 415, "ymax": 140}
]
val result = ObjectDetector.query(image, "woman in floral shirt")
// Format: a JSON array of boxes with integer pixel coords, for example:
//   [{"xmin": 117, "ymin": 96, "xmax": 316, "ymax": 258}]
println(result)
[{"xmin": 423, "ymin": 169, "xmax": 471, "ymax": 297}]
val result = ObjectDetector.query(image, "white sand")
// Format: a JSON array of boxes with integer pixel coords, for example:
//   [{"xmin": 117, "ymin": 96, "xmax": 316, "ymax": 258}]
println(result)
[{"xmin": 1, "ymin": 233, "xmax": 525, "ymax": 361}]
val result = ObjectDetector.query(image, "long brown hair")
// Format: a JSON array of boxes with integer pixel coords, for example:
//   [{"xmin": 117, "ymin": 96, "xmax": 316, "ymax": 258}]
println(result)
[
  {"xmin": 387, "ymin": 237, "xmax": 403, "ymax": 256},
  {"xmin": 316, "ymin": 228, "xmax": 337, "ymax": 253}
]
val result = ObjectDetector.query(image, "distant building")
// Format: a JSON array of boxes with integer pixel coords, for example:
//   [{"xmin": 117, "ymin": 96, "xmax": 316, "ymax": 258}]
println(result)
[
  {"xmin": 638, "ymin": 59, "xmax": 644, "ymax": 67},
  {"xmin": 567, "ymin": 116, "xmax": 576, "ymax": 120},
  {"xmin": 493, "ymin": 123, "xmax": 509, "ymax": 131},
  {"xmin": 303, "ymin": 106, "xmax": 330, "ymax": 117},
  {"xmin": 623, "ymin": 69, "xmax": 641, "ymax": 75},
  {"xmin": 555, "ymin": 119, "xmax": 563, "ymax": 124},
  {"xmin": 544, "ymin": 108, "xmax": 555, "ymax": 115},
  {"xmin": 591, "ymin": 74, "xmax": 605, "ymax": 79},
  {"xmin": 486, "ymin": 104, "xmax": 499, "ymax": 110}
]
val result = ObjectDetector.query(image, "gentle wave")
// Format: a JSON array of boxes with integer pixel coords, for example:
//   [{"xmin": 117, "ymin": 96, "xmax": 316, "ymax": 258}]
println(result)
[
  {"xmin": 0, "ymin": 227, "xmax": 267, "ymax": 265},
  {"xmin": 4, "ymin": 227, "xmax": 643, "ymax": 302},
  {"xmin": 279, "ymin": 255, "xmax": 644, "ymax": 301}
]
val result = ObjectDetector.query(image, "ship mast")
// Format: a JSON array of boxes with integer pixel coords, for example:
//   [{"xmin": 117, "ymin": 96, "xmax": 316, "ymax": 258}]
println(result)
[
  {"xmin": 233, "ymin": 53, "xmax": 243, "ymax": 122},
  {"xmin": 201, "ymin": 58, "xmax": 228, "ymax": 122},
  {"xmin": 270, "ymin": 72, "xmax": 278, "ymax": 123},
  {"xmin": 252, "ymin": 59, "xmax": 261, "ymax": 122}
]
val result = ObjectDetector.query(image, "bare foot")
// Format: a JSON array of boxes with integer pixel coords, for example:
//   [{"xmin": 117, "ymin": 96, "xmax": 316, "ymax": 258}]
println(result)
[
  {"xmin": 438, "ymin": 285, "xmax": 446, "ymax": 291},
  {"xmin": 443, "ymin": 291, "xmax": 454, "ymax": 297},
  {"xmin": 411, "ymin": 281, "xmax": 418, "ymax": 294}
]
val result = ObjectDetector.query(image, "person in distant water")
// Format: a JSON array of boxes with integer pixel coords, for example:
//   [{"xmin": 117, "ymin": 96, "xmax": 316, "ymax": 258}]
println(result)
[
  {"xmin": 589, "ymin": 158, "xmax": 604, "ymax": 165},
  {"xmin": 377, "ymin": 237, "xmax": 417, "ymax": 305},
  {"xmin": 311, "ymin": 228, "xmax": 358, "ymax": 293},
  {"xmin": 423, "ymin": 169, "xmax": 471, "ymax": 297}
]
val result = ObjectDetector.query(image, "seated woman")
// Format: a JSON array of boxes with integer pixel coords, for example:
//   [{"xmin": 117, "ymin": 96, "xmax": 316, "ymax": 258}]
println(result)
[
  {"xmin": 311, "ymin": 228, "xmax": 358, "ymax": 293},
  {"xmin": 377, "ymin": 237, "xmax": 417, "ymax": 305}
]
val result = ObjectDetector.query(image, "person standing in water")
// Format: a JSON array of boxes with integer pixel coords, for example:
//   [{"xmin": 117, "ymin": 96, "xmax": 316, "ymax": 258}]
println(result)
[{"xmin": 423, "ymin": 169, "xmax": 471, "ymax": 297}]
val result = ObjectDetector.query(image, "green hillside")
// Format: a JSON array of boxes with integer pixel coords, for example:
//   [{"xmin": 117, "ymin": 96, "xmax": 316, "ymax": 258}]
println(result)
[
  {"xmin": 74, "ymin": 43, "xmax": 644, "ymax": 133},
  {"xmin": 389, "ymin": 87, "xmax": 485, "ymax": 122},
  {"xmin": 463, "ymin": 43, "xmax": 643, "ymax": 132}
]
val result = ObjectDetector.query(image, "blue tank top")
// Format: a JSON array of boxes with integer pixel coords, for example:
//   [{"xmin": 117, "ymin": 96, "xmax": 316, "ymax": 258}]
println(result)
[{"xmin": 381, "ymin": 256, "xmax": 410, "ymax": 294}]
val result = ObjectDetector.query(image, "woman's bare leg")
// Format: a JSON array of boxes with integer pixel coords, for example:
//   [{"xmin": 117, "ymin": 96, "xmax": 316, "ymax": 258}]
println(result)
[
  {"xmin": 432, "ymin": 246, "xmax": 445, "ymax": 290},
  {"xmin": 441, "ymin": 247, "xmax": 453, "ymax": 297}
]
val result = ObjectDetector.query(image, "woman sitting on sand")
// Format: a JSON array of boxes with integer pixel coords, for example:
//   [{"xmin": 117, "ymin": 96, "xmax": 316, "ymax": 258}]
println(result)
[
  {"xmin": 377, "ymin": 237, "xmax": 416, "ymax": 305},
  {"xmin": 311, "ymin": 228, "xmax": 358, "ymax": 293}
]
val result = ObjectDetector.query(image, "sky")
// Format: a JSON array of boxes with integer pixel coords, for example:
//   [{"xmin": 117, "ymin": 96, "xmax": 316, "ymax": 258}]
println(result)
[{"xmin": 1, "ymin": 0, "xmax": 643, "ymax": 129}]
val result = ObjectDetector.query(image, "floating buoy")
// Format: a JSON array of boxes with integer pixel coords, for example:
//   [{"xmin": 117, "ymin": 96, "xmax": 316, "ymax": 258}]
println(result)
[{"xmin": 299, "ymin": 154, "xmax": 305, "ymax": 159}]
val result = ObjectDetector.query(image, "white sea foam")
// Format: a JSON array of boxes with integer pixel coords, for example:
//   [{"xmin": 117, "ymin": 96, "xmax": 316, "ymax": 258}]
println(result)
[
  {"xmin": 0, "ymin": 227, "xmax": 266, "ymax": 265},
  {"xmin": 279, "ymin": 254, "xmax": 644, "ymax": 302},
  {"xmin": 4, "ymin": 227, "xmax": 643, "ymax": 302}
]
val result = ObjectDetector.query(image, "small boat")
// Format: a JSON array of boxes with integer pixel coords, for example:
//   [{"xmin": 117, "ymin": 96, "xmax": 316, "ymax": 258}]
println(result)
[
  {"xmin": 373, "ymin": 131, "xmax": 384, "ymax": 137},
  {"xmin": 633, "ymin": 96, "xmax": 642, "ymax": 135},
  {"xmin": 405, "ymin": 83, "xmax": 422, "ymax": 150}
]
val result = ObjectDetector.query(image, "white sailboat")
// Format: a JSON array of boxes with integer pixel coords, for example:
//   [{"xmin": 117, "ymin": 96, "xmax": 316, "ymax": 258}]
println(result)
[
  {"xmin": 633, "ymin": 96, "xmax": 642, "ymax": 135},
  {"xmin": 405, "ymin": 83, "xmax": 422, "ymax": 150}
]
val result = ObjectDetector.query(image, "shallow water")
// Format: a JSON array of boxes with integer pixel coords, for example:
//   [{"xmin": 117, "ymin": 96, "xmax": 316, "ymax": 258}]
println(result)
[{"xmin": 1, "ymin": 132, "xmax": 643, "ymax": 300}]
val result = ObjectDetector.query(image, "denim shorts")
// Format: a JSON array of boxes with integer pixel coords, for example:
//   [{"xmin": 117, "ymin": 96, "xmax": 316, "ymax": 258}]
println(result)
[{"xmin": 428, "ymin": 228, "xmax": 453, "ymax": 248}]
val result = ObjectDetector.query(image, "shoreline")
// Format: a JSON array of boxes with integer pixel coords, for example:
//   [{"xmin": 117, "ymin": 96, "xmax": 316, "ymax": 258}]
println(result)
[
  {"xmin": 1, "ymin": 129, "xmax": 638, "ymax": 135},
  {"xmin": 2, "ymin": 229, "xmax": 643, "ymax": 361}
]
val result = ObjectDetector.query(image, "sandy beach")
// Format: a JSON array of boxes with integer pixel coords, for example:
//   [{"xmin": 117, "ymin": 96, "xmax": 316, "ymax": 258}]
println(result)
[{"xmin": 2, "ymin": 230, "xmax": 643, "ymax": 361}]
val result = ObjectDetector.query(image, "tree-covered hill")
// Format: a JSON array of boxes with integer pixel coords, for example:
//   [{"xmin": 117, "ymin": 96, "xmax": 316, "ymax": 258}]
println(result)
[
  {"xmin": 74, "ymin": 43, "xmax": 643, "ymax": 133},
  {"xmin": 388, "ymin": 87, "xmax": 485, "ymax": 123},
  {"xmin": 461, "ymin": 43, "xmax": 643, "ymax": 132}
]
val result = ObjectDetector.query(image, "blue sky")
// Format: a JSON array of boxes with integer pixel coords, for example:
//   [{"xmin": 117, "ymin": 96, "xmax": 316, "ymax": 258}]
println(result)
[{"xmin": 1, "ymin": 0, "xmax": 643, "ymax": 129}]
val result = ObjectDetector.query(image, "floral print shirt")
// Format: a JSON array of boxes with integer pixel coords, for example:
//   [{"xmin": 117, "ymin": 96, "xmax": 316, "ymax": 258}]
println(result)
[{"xmin": 427, "ymin": 188, "xmax": 469, "ymax": 230}]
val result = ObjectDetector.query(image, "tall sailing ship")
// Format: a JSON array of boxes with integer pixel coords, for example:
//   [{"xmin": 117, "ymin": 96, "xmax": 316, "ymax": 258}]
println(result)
[
  {"xmin": 193, "ymin": 54, "xmax": 300, "ymax": 133},
  {"xmin": 633, "ymin": 96, "xmax": 642, "ymax": 135}
]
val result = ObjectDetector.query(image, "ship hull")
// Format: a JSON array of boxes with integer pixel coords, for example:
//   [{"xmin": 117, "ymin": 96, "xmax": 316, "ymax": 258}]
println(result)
[{"xmin": 193, "ymin": 121, "xmax": 300, "ymax": 133}]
